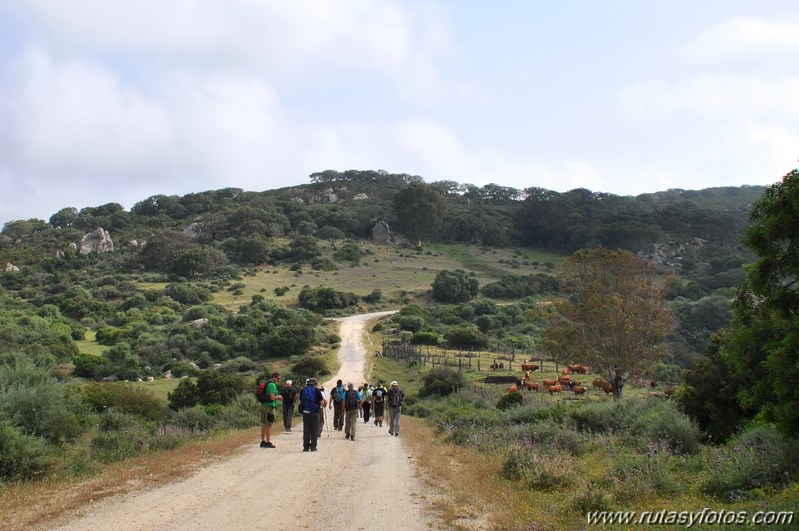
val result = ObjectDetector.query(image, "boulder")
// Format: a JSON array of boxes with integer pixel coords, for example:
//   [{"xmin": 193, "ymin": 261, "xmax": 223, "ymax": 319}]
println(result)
[
  {"xmin": 372, "ymin": 220, "xmax": 392, "ymax": 245},
  {"xmin": 80, "ymin": 228, "xmax": 114, "ymax": 254},
  {"xmin": 185, "ymin": 222, "xmax": 212, "ymax": 240},
  {"xmin": 4, "ymin": 262, "xmax": 20, "ymax": 273},
  {"xmin": 353, "ymin": 193, "xmax": 368, "ymax": 200}
]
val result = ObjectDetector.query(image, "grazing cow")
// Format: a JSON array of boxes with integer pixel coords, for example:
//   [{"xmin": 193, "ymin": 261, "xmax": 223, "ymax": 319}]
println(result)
[
  {"xmin": 600, "ymin": 383, "xmax": 614, "ymax": 395},
  {"xmin": 524, "ymin": 381, "xmax": 539, "ymax": 391},
  {"xmin": 521, "ymin": 363, "xmax": 539, "ymax": 372},
  {"xmin": 547, "ymin": 385, "xmax": 562, "ymax": 395},
  {"xmin": 543, "ymin": 378, "xmax": 558, "ymax": 387},
  {"xmin": 562, "ymin": 368, "xmax": 571, "ymax": 375},
  {"xmin": 573, "ymin": 386, "xmax": 587, "ymax": 396},
  {"xmin": 568, "ymin": 364, "xmax": 590, "ymax": 374},
  {"xmin": 507, "ymin": 385, "xmax": 518, "ymax": 393},
  {"xmin": 557, "ymin": 375, "xmax": 571, "ymax": 385},
  {"xmin": 592, "ymin": 378, "xmax": 609, "ymax": 389}
]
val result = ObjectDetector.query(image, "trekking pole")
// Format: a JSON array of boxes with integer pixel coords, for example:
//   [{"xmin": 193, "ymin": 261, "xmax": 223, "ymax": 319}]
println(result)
[{"xmin": 324, "ymin": 407, "xmax": 330, "ymax": 437}]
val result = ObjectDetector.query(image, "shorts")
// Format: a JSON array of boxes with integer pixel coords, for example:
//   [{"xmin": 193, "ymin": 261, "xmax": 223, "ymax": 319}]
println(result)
[{"xmin": 260, "ymin": 404, "xmax": 276, "ymax": 425}]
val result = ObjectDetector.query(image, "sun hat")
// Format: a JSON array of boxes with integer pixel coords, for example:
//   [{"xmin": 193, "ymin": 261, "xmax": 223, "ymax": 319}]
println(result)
[{"xmin": 390, "ymin": 380, "xmax": 398, "ymax": 386}]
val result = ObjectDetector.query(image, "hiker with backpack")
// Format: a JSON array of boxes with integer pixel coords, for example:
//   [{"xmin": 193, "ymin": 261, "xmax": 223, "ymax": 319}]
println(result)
[
  {"xmin": 300, "ymin": 378, "xmax": 327, "ymax": 452},
  {"xmin": 280, "ymin": 379, "xmax": 298, "ymax": 432},
  {"xmin": 329, "ymin": 379, "xmax": 346, "ymax": 431},
  {"xmin": 361, "ymin": 383, "xmax": 372, "ymax": 423},
  {"xmin": 371, "ymin": 380, "xmax": 387, "ymax": 427},
  {"xmin": 257, "ymin": 372, "xmax": 283, "ymax": 448},
  {"xmin": 343, "ymin": 382, "xmax": 362, "ymax": 441},
  {"xmin": 386, "ymin": 380, "xmax": 405, "ymax": 437}
]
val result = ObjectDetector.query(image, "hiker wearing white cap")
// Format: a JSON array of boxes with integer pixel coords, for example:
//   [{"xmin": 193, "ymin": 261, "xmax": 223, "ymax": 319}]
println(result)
[{"xmin": 386, "ymin": 381, "xmax": 405, "ymax": 437}]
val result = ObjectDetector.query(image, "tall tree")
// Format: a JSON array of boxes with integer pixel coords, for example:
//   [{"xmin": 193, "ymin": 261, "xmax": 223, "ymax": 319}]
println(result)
[
  {"xmin": 541, "ymin": 247, "xmax": 673, "ymax": 399},
  {"xmin": 721, "ymin": 170, "xmax": 799, "ymax": 435},
  {"xmin": 391, "ymin": 183, "xmax": 447, "ymax": 246}
]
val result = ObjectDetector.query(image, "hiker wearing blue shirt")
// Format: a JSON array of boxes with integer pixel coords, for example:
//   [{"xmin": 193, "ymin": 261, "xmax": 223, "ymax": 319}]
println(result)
[
  {"xmin": 343, "ymin": 382, "xmax": 362, "ymax": 441},
  {"xmin": 329, "ymin": 379, "xmax": 345, "ymax": 431},
  {"xmin": 300, "ymin": 378, "xmax": 326, "ymax": 452}
]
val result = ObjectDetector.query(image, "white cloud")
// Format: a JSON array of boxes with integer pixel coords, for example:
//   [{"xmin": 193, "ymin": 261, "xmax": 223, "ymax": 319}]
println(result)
[{"xmin": 683, "ymin": 17, "xmax": 799, "ymax": 63}]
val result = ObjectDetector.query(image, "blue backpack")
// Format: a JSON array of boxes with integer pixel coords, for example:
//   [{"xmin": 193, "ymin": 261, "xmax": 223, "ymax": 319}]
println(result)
[{"xmin": 300, "ymin": 386, "xmax": 319, "ymax": 414}]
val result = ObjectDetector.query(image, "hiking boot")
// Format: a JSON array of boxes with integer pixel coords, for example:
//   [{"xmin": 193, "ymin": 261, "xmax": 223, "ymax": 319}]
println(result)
[
  {"xmin": 394, "ymin": 433, "xmax": 399, "ymax": 437},
  {"xmin": 303, "ymin": 448, "xmax": 310, "ymax": 452},
  {"xmin": 388, "ymin": 430, "xmax": 394, "ymax": 435},
  {"xmin": 260, "ymin": 441, "xmax": 268, "ymax": 448},
  {"xmin": 350, "ymin": 437, "xmax": 355, "ymax": 441},
  {"xmin": 285, "ymin": 429, "xmax": 292, "ymax": 433},
  {"xmin": 345, "ymin": 434, "xmax": 350, "ymax": 440},
  {"xmin": 311, "ymin": 447, "xmax": 318, "ymax": 451},
  {"xmin": 265, "ymin": 442, "xmax": 276, "ymax": 448}
]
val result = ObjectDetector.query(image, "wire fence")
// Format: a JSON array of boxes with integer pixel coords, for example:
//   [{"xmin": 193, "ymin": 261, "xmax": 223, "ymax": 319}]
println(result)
[{"xmin": 380, "ymin": 341, "xmax": 563, "ymax": 374}]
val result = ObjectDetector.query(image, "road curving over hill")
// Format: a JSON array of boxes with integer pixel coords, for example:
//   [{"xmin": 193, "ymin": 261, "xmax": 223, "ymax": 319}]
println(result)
[{"xmin": 50, "ymin": 310, "xmax": 444, "ymax": 531}]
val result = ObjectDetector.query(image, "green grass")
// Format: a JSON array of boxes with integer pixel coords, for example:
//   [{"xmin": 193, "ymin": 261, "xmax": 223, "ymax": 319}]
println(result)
[
  {"xmin": 75, "ymin": 330, "xmax": 104, "ymax": 357},
  {"xmin": 126, "ymin": 378, "xmax": 182, "ymax": 403},
  {"xmin": 211, "ymin": 242, "xmax": 563, "ymax": 310}
]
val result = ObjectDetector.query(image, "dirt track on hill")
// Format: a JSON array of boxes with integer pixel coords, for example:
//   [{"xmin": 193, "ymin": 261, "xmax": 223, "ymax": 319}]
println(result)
[{"xmin": 49, "ymin": 311, "xmax": 444, "ymax": 531}]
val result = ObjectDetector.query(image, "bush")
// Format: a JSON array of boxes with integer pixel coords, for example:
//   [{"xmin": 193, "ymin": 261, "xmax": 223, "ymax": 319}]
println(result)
[
  {"xmin": 168, "ymin": 378, "xmax": 199, "ymax": 411},
  {"xmin": 290, "ymin": 356, "xmax": 329, "ymax": 383},
  {"xmin": 419, "ymin": 367, "xmax": 465, "ymax": 397},
  {"xmin": 497, "ymin": 391, "xmax": 524, "ymax": 410},
  {"xmin": 634, "ymin": 399, "xmax": 701, "ymax": 455},
  {"xmin": 702, "ymin": 425, "xmax": 797, "ymax": 498},
  {"xmin": 0, "ymin": 420, "xmax": 55, "ymax": 481},
  {"xmin": 0, "ymin": 379, "xmax": 90, "ymax": 444},
  {"xmin": 169, "ymin": 405, "xmax": 219, "ymax": 432},
  {"xmin": 195, "ymin": 370, "xmax": 247, "ymax": 406},
  {"xmin": 219, "ymin": 356, "xmax": 259, "ymax": 374},
  {"xmin": 81, "ymin": 382, "xmax": 168, "ymax": 421},
  {"xmin": 72, "ymin": 353, "xmax": 104, "ymax": 378},
  {"xmin": 410, "ymin": 331, "xmax": 442, "ymax": 345}
]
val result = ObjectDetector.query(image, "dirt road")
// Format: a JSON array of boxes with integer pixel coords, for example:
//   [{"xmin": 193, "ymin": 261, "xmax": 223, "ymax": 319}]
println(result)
[{"xmin": 52, "ymin": 311, "xmax": 442, "ymax": 530}]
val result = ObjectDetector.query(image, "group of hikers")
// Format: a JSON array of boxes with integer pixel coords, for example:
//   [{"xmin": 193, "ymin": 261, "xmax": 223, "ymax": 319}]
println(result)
[{"xmin": 257, "ymin": 372, "xmax": 405, "ymax": 452}]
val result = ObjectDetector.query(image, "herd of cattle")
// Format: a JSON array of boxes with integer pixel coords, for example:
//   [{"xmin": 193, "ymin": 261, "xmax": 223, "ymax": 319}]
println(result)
[{"xmin": 509, "ymin": 363, "xmax": 620, "ymax": 398}]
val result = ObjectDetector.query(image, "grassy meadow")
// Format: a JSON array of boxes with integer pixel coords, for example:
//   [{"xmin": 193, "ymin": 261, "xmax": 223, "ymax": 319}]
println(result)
[{"xmin": 210, "ymin": 241, "xmax": 561, "ymax": 310}]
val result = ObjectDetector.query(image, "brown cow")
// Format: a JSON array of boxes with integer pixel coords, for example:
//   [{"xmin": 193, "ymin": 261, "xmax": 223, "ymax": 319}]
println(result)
[
  {"xmin": 557, "ymin": 375, "xmax": 571, "ymax": 384},
  {"xmin": 547, "ymin": 385, "xmax": 562, "ymax": 395},
  {"xmin": 592, "ymin": 378, "xmax": 609, "ymax": 388},
  {"xmin": 600, "ymin": 383, "xmax": 614, "ymax": 395},
  {"xmin": 569, "ymin": 364, "xmax": 590, "ymax": 374},
  {"xmin": 573, "ymin": 386, "xmax": 587, "ymax": 396},
  {"xmin": 524, "ymin": 381, "xmax": 539, "ymax": 391},
  {"xmin": 562, "ymin": 368, "xmax": 571, "ymax": 375},
  {"xmin": 543, "ymin": 379, "xmax": 558, "ymax": 387},
  {"xmin": 520, "ymin": 363, "xmax": 539, "ymax": 372}
]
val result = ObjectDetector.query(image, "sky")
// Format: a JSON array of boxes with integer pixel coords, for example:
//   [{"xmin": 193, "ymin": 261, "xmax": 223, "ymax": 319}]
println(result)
[{"xmin": 1, "ymin": 0, "xmax": 798, "ymax": 226}]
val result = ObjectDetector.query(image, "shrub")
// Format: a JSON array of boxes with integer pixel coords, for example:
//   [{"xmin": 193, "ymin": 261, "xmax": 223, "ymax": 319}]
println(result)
[
  {"xmin": 568, "ymin": 401, "xmax": 624, "ymax": 433},
  {"xmin": 410, "ymin": 331, "xmax": 442, "ymax": 345},
  {"xmin": 0, "ymin": 379, "xmax": 90, "ymax": 444},
  {"xmin": 219, "ymin": 356, "xmax": 259, "ymax": 374},
  {"xmin": 702, "ymin": 425, "xmax": 797, "ymax": 498},
  {"xmin": 81, "ymin": 382, "xmax": 168, "ymax": 421},
  {"xmin": 168, "ymin": 378, "xmax": 199, "ymax": 411},
  {"xmin": 635, "ymin": 399, "xmax": 701, "ymax": 455},
  {"xmin": 419, "ymin": 367, "xmax": 465, "ymax": 397},
  {"xmin": 290, "ymin": 356, "xmax": 329, "ymax": 383},
  {"xmin": 497, "ymin": 391, "xmax": 523, "ymax": 410},
  {"xmin": 195, "ymin": 370, "xmax": 247, "ymax": 406},
  {"xmin": 0, "ymin": 420, "xmax": 55, "ymax": 481},
  {"xmin": 169, "ymin": 405, "xmax": 219, "ymax": 432},
  {"xmin": 72, "ymin": 353, "xmax": 103, "ymax": 378}
]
